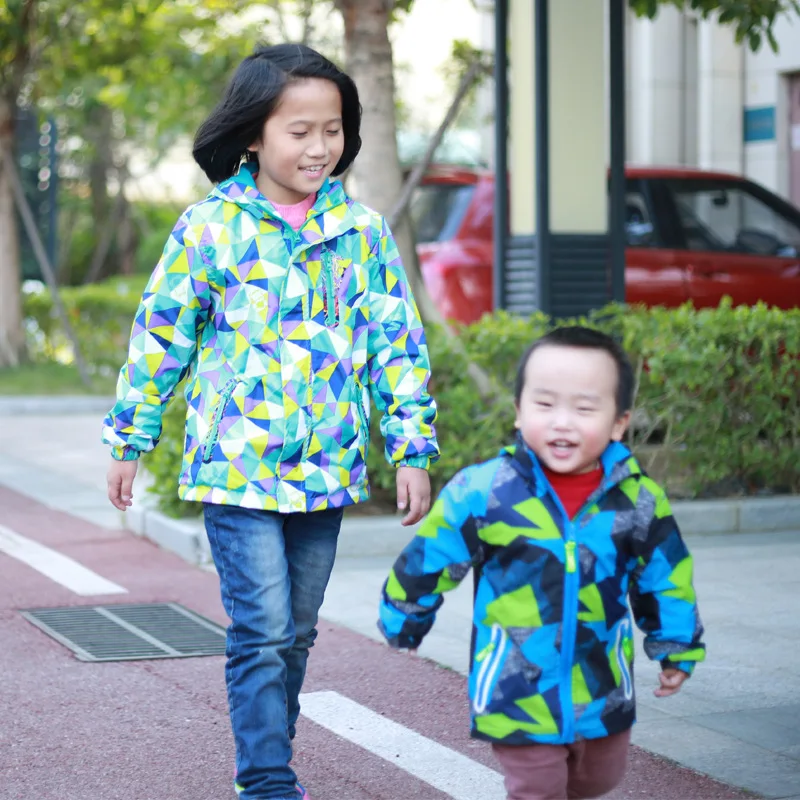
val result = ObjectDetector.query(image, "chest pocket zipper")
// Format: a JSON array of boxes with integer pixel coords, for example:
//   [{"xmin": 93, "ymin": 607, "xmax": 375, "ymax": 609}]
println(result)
[
  {"xmin": 322, "ymin": 250, "xmax": 341, "ymax": 327},
  {"xmin": 201, "ymin": 378, "xmax": 241, "ymax": 463}
]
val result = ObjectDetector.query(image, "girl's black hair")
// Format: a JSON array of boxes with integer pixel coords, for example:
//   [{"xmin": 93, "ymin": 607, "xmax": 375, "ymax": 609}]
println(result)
[
  {"xmin": 514, "ymin": 326, "xmax": 634, "ymax": 415},
  {"xmin": 193, "ymin": 43, "xmax": 362, "ymax": 184}
]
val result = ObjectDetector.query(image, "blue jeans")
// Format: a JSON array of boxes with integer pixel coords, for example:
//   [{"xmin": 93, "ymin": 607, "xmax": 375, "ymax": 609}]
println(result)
[{"xmin": 204, "ymin": 504, "xmax": 343, "ymax": 800}]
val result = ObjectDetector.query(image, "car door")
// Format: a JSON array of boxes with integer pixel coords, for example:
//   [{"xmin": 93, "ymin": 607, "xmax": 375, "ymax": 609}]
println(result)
[
  {"xmin": 412, "ymin": 176, "xmax": 491, "ymax": 324},
  {"xmin": 657, "ymin": 177, "xmax": 800, "ymax": 309},
  {"xmin": 622, "ymin": 178, "xmax": 691, "ymax": 306}
]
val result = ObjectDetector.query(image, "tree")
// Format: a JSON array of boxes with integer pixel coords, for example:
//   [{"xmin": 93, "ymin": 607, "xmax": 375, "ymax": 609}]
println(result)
[
  {"xmin": 0, "ymin": 0, "xmax": 262, "ymax": 366},
  {"xmin": 632, "ymin": 0, "xmax": 800, "ymax": 51}
]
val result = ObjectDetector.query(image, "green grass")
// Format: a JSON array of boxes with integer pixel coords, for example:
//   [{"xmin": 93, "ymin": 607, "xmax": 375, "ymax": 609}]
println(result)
[{"xmin": 0, "ymin": 362, "xmax": 116, "ymax": 396}]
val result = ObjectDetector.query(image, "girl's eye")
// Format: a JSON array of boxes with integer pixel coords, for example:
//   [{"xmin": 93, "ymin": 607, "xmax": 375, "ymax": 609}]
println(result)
[
  {"xmin": 326, "ymin": 129, "xmax": 341, "ymax": 136},
  {"xmin": 291, "ymin": 132, "xmax": 307, "ymax": 138}
]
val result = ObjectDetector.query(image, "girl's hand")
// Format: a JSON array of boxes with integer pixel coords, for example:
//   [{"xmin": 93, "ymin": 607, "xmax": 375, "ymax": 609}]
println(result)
[
  {"xmin": 654, "ymin": 668, "xmax": 689, "ymax": 697},
  {"xmin": 396, "ymin": 466, "xmax": 431, "ymax": 526},
  {"xmin": 107, "ymin": 459, "xmax": 139, "ymax": 511}
]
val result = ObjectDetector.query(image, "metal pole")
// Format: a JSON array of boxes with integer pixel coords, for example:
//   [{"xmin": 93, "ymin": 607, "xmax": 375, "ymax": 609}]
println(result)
[
  {"xmin": 534, "ymin": 0, "xmax": 551, "ymax": 315},
  {"xmin": 609, "ymin": 0, "xmax": 626, "ymax": 304},
  {"xmin": 492, "ymin": 0, "xmax": 509, "ymax": 312}
]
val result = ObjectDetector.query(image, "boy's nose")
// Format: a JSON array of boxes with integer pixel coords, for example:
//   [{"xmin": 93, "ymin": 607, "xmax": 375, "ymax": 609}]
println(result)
[{"xmin": 551, "ymin": 411, "xmax": 573, "ymax": 430}]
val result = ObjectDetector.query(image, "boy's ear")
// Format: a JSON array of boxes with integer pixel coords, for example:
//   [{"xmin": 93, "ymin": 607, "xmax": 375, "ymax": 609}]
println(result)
[
  {"xmin": 514, "ymin": 404, "xmax": 521, "ymax": 429},
  {"xmin": 611, "ymin": 410, "xmax": 632, "ymax": 442}
]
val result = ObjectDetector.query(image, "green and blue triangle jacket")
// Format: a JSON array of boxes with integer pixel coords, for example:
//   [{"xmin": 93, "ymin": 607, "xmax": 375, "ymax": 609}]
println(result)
[
  {"xmin": 379, "ymin": 439, "xmax": 705, "ymax": 744},
  {"xmin": 102, "ymin": 164, "xmax": 438, "ymax": 513}
]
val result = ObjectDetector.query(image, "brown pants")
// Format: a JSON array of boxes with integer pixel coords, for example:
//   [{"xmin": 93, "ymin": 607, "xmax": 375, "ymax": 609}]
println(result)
[{"xmin": 492, "ymin": 729, "xmax": 631, "ymax": 800}]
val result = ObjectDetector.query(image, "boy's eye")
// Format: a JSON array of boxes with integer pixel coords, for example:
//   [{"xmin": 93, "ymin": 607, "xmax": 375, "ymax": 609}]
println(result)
[
  {"xmin": 577, "ymin": 407, "xmax": 596, "ymax": 413},
  {"xmin": 535, "ymin": 401, "xmax": 552, "ymax": 409},
  {"xmin": 291, "ymin": 132, "xmax": 307, "ymax": 138}
]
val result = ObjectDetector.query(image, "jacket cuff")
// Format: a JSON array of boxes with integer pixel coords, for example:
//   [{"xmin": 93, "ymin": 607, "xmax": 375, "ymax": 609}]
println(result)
[
  {"xmin": 111, "ymin": 445, "xmax": 141, "ymax": 462},
  {"xmin": 661, "ymin": 659, "xmax": 696, "ymax": 676},
  {"xmin": 397, "ymin": 456, "xmax": 431, "ymax": 470}
]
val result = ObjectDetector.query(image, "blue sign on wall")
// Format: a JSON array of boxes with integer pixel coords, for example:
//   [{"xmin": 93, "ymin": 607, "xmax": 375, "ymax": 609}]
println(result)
[{"xmin": 744, "ymin": 106, "xmax": 776, "ymax": 143}]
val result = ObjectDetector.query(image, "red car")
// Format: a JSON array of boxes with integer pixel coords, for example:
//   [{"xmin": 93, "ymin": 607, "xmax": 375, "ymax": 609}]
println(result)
[{"xmin": 411, "ymin": 165, "xmax": 800, "ymax": 324}]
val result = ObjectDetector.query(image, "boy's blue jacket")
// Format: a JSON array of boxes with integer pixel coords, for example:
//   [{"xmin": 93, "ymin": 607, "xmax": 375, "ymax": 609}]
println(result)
[{"xmin": 379, "ymin": 439, "xmax": 705, "ymax": 745}]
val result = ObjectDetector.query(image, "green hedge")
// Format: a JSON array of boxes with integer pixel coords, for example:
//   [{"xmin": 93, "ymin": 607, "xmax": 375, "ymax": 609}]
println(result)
[
  {"xmin": 23, "ymin": 286, "xmax": 799, "ymax": 515},
  {"xmin": 23, "ymin": 276, "xmax": 148, "ymax": 374},
  {"xmin": 145, "ymin": 301, "xmax": 799, "ymax": 516}
]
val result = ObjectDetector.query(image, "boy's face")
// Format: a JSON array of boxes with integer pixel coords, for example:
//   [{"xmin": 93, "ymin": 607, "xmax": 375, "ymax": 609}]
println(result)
[{"xmin": 515, "ymin": 344, "xmax": 631, "ymax": 475}]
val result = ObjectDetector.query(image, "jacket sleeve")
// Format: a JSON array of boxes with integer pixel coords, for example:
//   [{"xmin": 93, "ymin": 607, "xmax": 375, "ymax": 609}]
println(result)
[
  {"xmin": 378, "ymin": 468, "xmax": 485, "ymax": 648},
  {"xmin": 629, "ymin": 488, "xmax": 706, "ymax": 675},
  {"xmin": 366, "ymin": 216, "xmax": 439, "ymax": 469},
  {"xmin": 101, "ymin": 212, "xmax": 212, "ymax": 460}
]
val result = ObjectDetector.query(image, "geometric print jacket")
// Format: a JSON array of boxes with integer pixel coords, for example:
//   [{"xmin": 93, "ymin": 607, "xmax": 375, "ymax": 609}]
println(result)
[
  {"xmin": 102, "ymin": 164, "xmax": 439, "ymax": 514},
  {"xmin": 379, "ymin": 438, "xmax": 705, "ymax": 744}
]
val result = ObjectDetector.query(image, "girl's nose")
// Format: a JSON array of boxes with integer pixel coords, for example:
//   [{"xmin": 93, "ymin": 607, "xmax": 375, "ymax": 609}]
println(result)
[{"xmin": 306, "ymin": 135, "xmax": 328, "ymax": 159}]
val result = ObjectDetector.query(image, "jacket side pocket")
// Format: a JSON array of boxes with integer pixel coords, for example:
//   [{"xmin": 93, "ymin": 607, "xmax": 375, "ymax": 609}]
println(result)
[{"xmin": 201, "ymin": 377, "xmax": 241, "ymax": 463}]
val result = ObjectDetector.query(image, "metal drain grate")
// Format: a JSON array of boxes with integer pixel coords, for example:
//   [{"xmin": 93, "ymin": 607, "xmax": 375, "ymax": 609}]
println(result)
[{"xmin": 21, "ymin": 603, "xmax": 227, "ymax": 662}]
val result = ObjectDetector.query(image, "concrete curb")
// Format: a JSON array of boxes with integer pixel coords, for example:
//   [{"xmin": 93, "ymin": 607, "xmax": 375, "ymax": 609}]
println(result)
[
  {"xmin": 0, "ymin": 395, "xmax": 115, "ymax": 415},
  {"xmin": 123, "ymin": 495, "xmax": 800, "ymax": 567}
]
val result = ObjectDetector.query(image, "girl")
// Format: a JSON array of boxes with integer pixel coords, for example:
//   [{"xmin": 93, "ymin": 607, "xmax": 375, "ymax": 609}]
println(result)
[{"xmin": 103, "ymin": 43, "xmax": 439, "ymax": 800}]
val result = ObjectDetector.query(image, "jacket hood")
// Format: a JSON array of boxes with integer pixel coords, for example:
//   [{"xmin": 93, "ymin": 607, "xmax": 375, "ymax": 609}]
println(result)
[{"xmin": 210, "ymin": 162, "xmax": 356, "ymax": 246}]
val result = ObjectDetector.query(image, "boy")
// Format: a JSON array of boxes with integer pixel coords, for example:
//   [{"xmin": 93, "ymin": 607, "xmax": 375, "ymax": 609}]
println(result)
[{"xmin": 378, "ymin": 326, "xmax": 705, "ymax": 800}]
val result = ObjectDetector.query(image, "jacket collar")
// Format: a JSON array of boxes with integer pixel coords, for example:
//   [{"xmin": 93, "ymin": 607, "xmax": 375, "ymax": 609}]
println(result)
[
  {"xmin": 504, "ymin": 432, "xmax": 641, "ymax": 498},
  {"xmin": 210, "ymin": 163, "xmax": 357, "ymax": 246}
]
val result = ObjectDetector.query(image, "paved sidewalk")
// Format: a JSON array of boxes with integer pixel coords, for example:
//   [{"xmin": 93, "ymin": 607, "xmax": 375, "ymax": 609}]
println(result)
[{"xmin": 2, "ymin": 407, "xmax": 800, "ymax": 798}]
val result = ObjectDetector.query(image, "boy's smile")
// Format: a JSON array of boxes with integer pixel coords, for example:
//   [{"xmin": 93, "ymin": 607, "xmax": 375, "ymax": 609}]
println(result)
[{"xmin": 515, "ymin": 344, "xmax": 631, "ymax": 475}]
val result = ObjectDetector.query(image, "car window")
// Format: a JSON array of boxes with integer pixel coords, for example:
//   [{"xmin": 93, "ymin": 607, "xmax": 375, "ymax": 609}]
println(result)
[
  {"xmin": 624, "ymin": 189, "xmax": 657, "ymax": 247},
  {"xmin": 665, "ymin": 179, "xmax": 800, "ymax": 257},
  {"xmin": 410, "ymin": 184, "xmax": 475, "ymax": 244}
]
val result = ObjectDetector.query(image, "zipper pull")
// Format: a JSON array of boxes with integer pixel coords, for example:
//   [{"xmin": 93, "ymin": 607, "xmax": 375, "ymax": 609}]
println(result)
[{"xmin": 565, "ymin": 540, "xmax": 577, "ymax": 573}]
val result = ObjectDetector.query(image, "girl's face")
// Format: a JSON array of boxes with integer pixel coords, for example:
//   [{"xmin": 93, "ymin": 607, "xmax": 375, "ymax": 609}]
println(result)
[{"xmin": 248, "ymin": 77, "xmax": 344, "ymax": 206}]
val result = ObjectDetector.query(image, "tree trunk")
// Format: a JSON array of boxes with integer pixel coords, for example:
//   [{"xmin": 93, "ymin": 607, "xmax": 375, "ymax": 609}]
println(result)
[
  {"xmin": 0, "ymin": 98, "xmax": 24, "ymax": 367},
  {"xmin": 334, "ymin": 0, "xmax": 437, "ymax": 323},
  {"xmin": 336, "ymin": 0, "xmax": 402, "ymax": 215}
]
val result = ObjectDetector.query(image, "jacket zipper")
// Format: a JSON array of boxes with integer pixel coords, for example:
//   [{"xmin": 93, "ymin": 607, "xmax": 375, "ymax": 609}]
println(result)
[
  {"xmin": 201, "ymin": 378, "xmax": 240, "ymax": 463},
  {"xmin": 551, "ymin": 476, "xmax": 613, "ymax": 741},
  {"xmin": 473, "ymin": 623, "xmax": 508, "ymax": 714},
  {"xmin": 560, "ymin": 529, "xmax": 579, "ymax": 741}
]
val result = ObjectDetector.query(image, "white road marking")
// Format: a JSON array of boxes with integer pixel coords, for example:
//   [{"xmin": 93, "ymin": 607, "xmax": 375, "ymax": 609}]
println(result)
[
  {"xmin": 300, "ymin": 690, "xmax": 505, "ymax": 800},
  {"xmin": 0, "ymin": 525, "xmax": 127, "ymax": 596}
]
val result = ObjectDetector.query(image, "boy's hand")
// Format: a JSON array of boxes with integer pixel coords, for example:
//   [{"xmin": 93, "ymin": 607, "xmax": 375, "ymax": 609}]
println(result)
[
  {"xmin": 654, "ymin": 668, "xmax": 689, "ymax": 697},
  {"xmin": 396, "ymin": 466, "xmax": 431, "ymax": 526},
  {"xmin": 107, "ymin": 459, "xmax": 138, "ymax": 511}
]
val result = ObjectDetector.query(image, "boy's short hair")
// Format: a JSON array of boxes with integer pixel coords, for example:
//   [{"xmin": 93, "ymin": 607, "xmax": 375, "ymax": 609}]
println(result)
[{"xmin": 514, "ymin": 326, "xmax": 634, "ymax": 415}]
